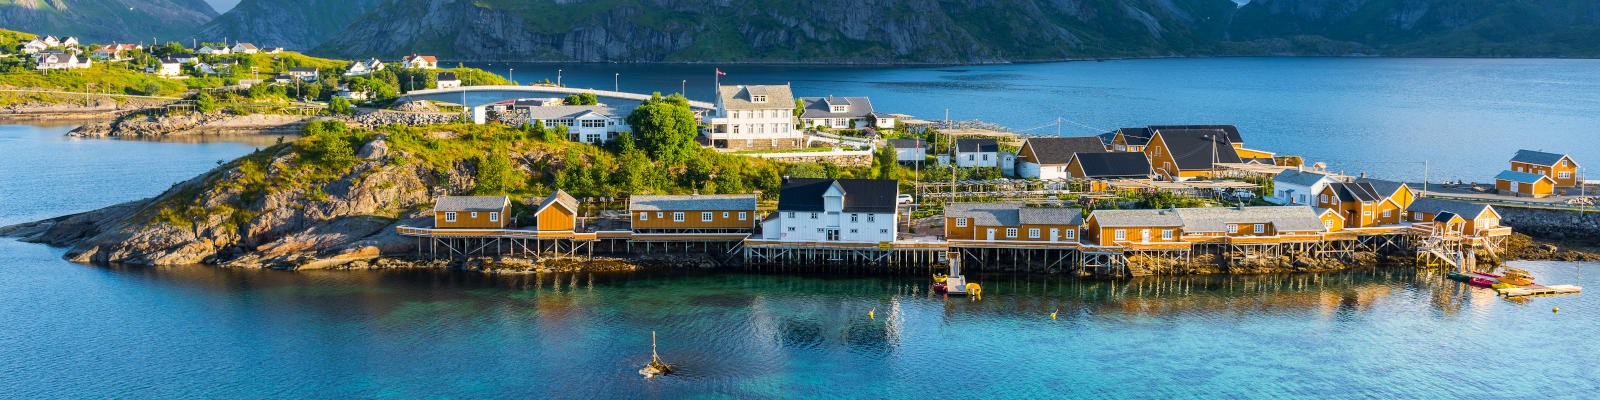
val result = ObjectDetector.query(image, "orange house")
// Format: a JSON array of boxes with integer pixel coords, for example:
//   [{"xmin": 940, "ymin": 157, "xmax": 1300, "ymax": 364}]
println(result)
[
  {"xmin": 1110, "ymin": 127, "xmax": 1152, "ymax": 152},
  {"xmin": 1142, "ymin": 128, "xmax": 1243, "ymax": 180},
  {"xmin": 944, "ymin": 202, "xmax": 1082, "ymax": 243},
  {"xmin": 1406, "ymin": 198, "xmax": 1504, "ymax": 237},
  {"xmin": 1510, "ymin": 149, "xmax": 1580, "ymax": 188},
  {"xmin": 1172, "ymin": 206, "xmax": 1331, "ymax": 244},
  {"xmin": 1315, "ymin": 182, "xmax": 1404, "ymax": 228},
  {"xmin": 1315, "ymin": 208, "xmax": 1345, "ymax": 232},
  {"xmin": 433, "ymin": 195, "xmax": 511, "ymax": 229},
  {"xmin": 534, "ymin": 190, "xmax": 579, "ymax": 231},
  {"xmin": 1082, "ymin": 209, "xmax": 1184, "ymax": 246},
  {"xmin": 1495, "ymin": 170, "xmax": 1555, "ymax": 198},
  {"xmin": 1355, "ymin": 178, "xmax": 1416, "ymax": 209},
  {"xmin": 630, "ymin": 194, "xmax": 760, "ymax": 233}
]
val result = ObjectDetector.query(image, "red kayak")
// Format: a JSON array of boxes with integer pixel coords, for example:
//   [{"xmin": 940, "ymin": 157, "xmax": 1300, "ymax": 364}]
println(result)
[{"xmin": 1468, "ymin": 277, "xmax": 1495, "ymax": 287}]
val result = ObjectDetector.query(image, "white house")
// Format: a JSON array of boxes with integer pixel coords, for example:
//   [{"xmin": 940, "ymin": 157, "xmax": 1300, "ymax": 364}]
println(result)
[
  {"xmin": 761, "ymin": 178, "xmax": 899, "ymax": 243},
  {"xmin": 90, "ymin": 48, "xmax": 123, "ymax": 61},
  {"xmin": 155, "ymin": 58, "xmax": 184, "ymax": 77},
  {"xmin": 1015, "ymin": 136, "xmax": 1106, "ymax": 179},
  {"xmin": 22, "ymin": 39, "xmax": 49, "ymax": 54},
  {"xmin": 197, "ymin": 45, "xmax": 230, "ymax": 55},
  {"xmin": 335, "ymin": 84, "xmax": 370, "ymax": 100},
  {"xmin": 262, "ymin": 47, "xmax": 284, "ymax": 54},
  {"xmin": 887, "ymin": 138, "xmax": 927, "ymax": 163},
  {"xmin": 705, "ymin": 84, "xmax": 801, "ymax": 150},
  {"xmin": 523, "ymin": 105, "xmax": 631, "ymax": 144},
  {"xmin": 60, "ymin": 36, "xmax": 79, "ymax": 47},
  {"xmin": 230, "ymin": 43, "xmax": 259, "ymax": 54},
  {"xmin": 194, "ymin": 62, "xmax": 217, "ymax": 75},
  {"xmin": 344, "ymin": 58, "xmax": 383, "ymax": 76},
  {"xmin": 35, "ymin": 54, "xmax": 91, "ymax": 70},
  {"xmin": 797, "ymin": 96, "xmax": 895, "ymax": 130},
  {"xmin": 285, "ymin": 67, "xmax": 318, "ymax": 81},
  {"xmin": 952, "ymin": 138, "xmax": 1000, "ymax": 168},
  {"xmin": 435, "ymin": 71, "xmax": 461, "ymax": 89},
  {"xmin": 40, "ymin": 35, "xmax": 61, "ymax": 47},
  {"xmin": 1271, "ymin": 169, "xmax": 1339, "ymax": 205},
  {"xmin": 171, "ymin": 54, "xmax": 199, "ymax": 64},
  {"xmin": 402, "ymin": 54, "xmax": 438, "ymax": 69}
]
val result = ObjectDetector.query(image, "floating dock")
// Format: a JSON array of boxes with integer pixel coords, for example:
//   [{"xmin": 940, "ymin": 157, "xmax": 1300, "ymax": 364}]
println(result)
[{"xmin": 1496, "ymin": 284, "xmax": 1582, "ymax": 298}]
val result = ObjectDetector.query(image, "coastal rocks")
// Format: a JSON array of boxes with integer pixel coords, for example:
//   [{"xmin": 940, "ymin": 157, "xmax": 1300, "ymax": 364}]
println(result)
[
  {"xmin": 0, "ymin": 95, "xmax": 174, "ymax": 120},
  {"xmin": 347, "ymin": 111, "xmax": 460, "ymax": 129},
  {"xmin": 70, "ymin": 112, "xmax": 316, "ymax": 138},
  {"xmin": 1496, "ymin": 206, "xmax": 1600, "ymax": 243}
]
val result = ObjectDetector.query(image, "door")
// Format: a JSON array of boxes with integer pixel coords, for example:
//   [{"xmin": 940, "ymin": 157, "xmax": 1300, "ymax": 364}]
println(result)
[
  {"xmin": 1141, "ymin": 229, "xmax": 1151, "ymax": 242},
  {"xmin": 986, "ymin": 229, "xmax": 996, "ymax": 241},
  {"xmin": 826, "ymin": 229, "xmax": 840, "ymax": 241},
  {"xmin": 1049, "ymin": 228, "xmax": 1059, "ymax": 242}
]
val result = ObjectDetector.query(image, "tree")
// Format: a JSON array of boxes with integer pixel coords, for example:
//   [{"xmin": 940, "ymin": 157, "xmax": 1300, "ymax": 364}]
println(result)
[
  {"xmin": 615, "ymin": 151, "xmax": 652, "ymax": 194},
  {"xmin": 193, "ymin": 92, "xmax": 218, "ymax": 113},
  {"xmin": 873, "ymin": 145, "xmax": 898, "ymax": 180},
  {"xmin": 626, "ymin": 93, "xmax": 698, "ymax": 165},
  {"xmin": 142, "ymin": 82, "xmax": 163, "ymax": 96},
  {"xmin": 327, "ymin": 96, "xmax": 354, "ymax": 116},
  {"xmin": 580, "ymin": 92, "xmax": 597, "ymax": 105},
  {"xmin": 713, "ymin": 172, "xmax": 746, "ymax": 194},
  {"xmin": 685, "ymin": 156, "xmax": 713, "ymax": 188},
  {"xmin": 543, "ymin": 124, "xmax": 568, "ymax": 142},
  {"xmin": 473, "ymin": 153, "xmax": 512, "ymax": 195},
  {"xmin": 786, "ymin": 163, "xmax": 826, "ymax": 179},
  {"xmin": 794, "ymin": 98, "xmax": 805, "ymax": 116}
]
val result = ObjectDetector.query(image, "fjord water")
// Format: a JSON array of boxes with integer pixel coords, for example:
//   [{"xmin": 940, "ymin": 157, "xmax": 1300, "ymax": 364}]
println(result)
[
  {"xmin": 5, "ymin": 58, "xmax": 1600, "ymax": 398},
  {"xmin": 472, "ymin": 58, "xmax": 1600, "ymax": 182}
]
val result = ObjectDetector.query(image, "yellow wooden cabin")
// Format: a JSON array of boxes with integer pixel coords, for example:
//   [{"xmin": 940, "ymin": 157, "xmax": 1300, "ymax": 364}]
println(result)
[
  {"xmin": 1082, "ymin": 209, "xmax": 1185, "ymax": 247},
  {"xmin": 1110, "ymin": 127, "xmax": 1152, "ymax": 152},
  {"xmin": 944, "ymin": 202, "xmax": 1083, "ymax": 243},
  {"xmin": 1494, "ymin": 170, "xmax": 1555, "ymax": 198},
  {"xmin": 629, "ymin": 194, "xmax": 760, "ymax": 233},
  {"xmin": 1510, "ymin": 149, "xmax": 1580, "ymax": 188},
  {"xmin": 533, "ymin": 190, "xmax": 579, "ymax": 232},
  {"xmin": 1405, "ymin": 197, "xmax": 1505, "ymax": 238},
  {"xmin": 1142, "ymin": 128, "xmax": 1243, "ymax": 180},
  {"xmin": 433, "ymin": 195, "xmax": 511, "ymax": 229},
  {"xmin": 1172, "ymin": 206, "xmax": 1331, "ymax": 244},
  {"xmin": 1315, "ymin": 182, "xmax": 1404, "ymax": 228}
]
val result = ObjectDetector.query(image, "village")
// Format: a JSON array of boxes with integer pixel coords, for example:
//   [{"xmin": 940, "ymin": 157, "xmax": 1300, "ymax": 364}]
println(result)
[{"xmin": 5, "ymin": 32, "xmax": 1591, "ymax": 297}]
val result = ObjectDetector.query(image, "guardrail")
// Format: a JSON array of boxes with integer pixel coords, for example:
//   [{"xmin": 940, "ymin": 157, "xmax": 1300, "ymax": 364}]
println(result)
[
  {"xmin": 0, "ymin": 89, "xmax": 182, "ymax": 100},
  {"xmin": 1420, "ymin": 193, "xmax": 1599, "ymax": 213}
]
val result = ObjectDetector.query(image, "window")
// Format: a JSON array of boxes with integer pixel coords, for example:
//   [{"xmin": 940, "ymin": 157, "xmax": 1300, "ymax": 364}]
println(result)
[
  {"xmin": 639, "ymin": 212, "xmax": 648, "ymax": 221},
  {"xmin": 1254, "ymin": 224, "xmax": 1264, "ymax": 234},
  {"xmin": 444, "ymin": 212, "xmax": 456, "ymax": 222},
  {"xmin": 1162, "ymin": 229, "xmax": 1173, "ymax": 240},
  {"xmin": 581, "ymin": 119, "xmax": 605, "ymax": 128},
  {"xmin": 831, "ymin": 105, "xmax": 847, "ymax": 112},
  {"xmin": 867, "ymin": 214, "xmax": 875, "ymax": 223},
  {"xmin": 471, "ymin": 212, "xmax": 478, "ymax": 219},
  {"xmin": 811, "ymin": 212, "xmax": 818, "ymax": 219},
  {"xmin": 1006, "ymin": 228, "xmax": 1018, "ymax": 238},
  {"xmin": 982, "ymin": 154, "xmax": 990, "ymax": 161},
  {"xmin": 702, "ymin": 212, "xmax": 713, "ymax": 222},
  {"xmin": 1559, "ymin": 171, "xmax": 1572, "ymax": 179},
  {"xmin": 880, "ymin": 229, "xmax": 889, "ymax": 234},
  {"xmin": 787, "ymin": 212, "xmax": 795, "ymax": 218},
  {"xmin": 489, "ymin": 212, "xmax": 499, "ymax": 222},
  {"xmin": 1324, "ymin": 220, "xmax": 1334, "ymax": 229},
  {"xmin": 722, "ymin": 212, "xmax": 730, "ymax": 218},
  {"xmin": 968, "ymin": 154, "xmax": 974, "ymax": 161},
  {"xmin": 955, "ymin": 218, "xmax": 967, "ymax": 227},
  {"xmin": 1363, "ymin": 211, "xmax": 1372, "ymax": 217},
  {"xmin": 1115, "ymin": 230, "xmax": 1126, "ymax": 240},
  {"xmin": 850, "ymin": 229, "xmax": 858, "ymax": 234},
  {"xmin": 1028, "ymin": 228, "xmax": 1040, "ymax": 238},
  {"xmin": 851, "ymin": 214, "xmax": 859, "ymax": 223},
  {"xmin": 1321, "ymin": 194, "xmax": 1329, "ymax": 203},
  {"xmin": 1065, "ymin": 229, "xmax": 1076, "ymax": 239},
  {"xmin": 739, "ymin": 212, "xmax": 747, "ymax": 220},
  {"xmin": 787, "ymin": 226, "xmax": 795, "ymax": 232},
  {"xmin": 673, "ymin": 212, "xmax": 685, "ymax": 222},
  {"xmin": 751, "ymin": 95, "xmax": 767, "ymax": 103},
  {"xmin": 1227, "ymin": 224, "xmax": 1238, "ymax": 234},
  {"xmin": 1382, "ymin": 210, "xmax": 1392, "ymax": 218}
]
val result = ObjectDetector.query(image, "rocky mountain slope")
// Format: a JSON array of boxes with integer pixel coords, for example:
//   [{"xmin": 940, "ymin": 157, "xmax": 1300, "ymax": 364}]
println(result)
[
  {"xmin": 0, "ymin": 0, "xmax": 216, "ymax": 43},
  {"xmin": 192, "ymin": 0, "xmax": 387, "ymax": 51},
  {"xmin": 310, "ymin": 0, "xmax": 1242, "ymax": 62},
  {"xmin": 1227, "ymin": 0, "xmax": 1600, "ymax": 57}
]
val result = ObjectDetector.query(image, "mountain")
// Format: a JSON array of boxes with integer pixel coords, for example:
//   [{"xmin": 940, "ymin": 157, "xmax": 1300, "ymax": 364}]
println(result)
[
  {"xmin": 0, "ymin": 0, "xmax": 216, "ymax": 44},
  {"xmin": 1226, "ymin": 0, "xmax": 1600, "ymax": 57},
  {"xmin": 192, "ymin": 0, "xmax": 386, "ymax": 51},
  {"xmin": 310, "ymin": 0, "xmax": 1242, "ymax": 63}
]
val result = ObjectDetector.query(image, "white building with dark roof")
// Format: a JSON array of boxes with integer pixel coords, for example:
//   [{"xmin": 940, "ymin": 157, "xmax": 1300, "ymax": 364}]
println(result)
[
  {"xmin": 762, "ymin": 178, "xmax": 898, "ymax": 243},
  {"xmin": 513, "ymin": 105, "xmax": 629, "ymax": 144},
  {"xmin": 1016, "ymin": 136, "xmax": 1108, "ymax": 179},
  {"xmin": 1271, "ymin": 169, "xmax": 1340, "ymax": 205},
  {"xmin": 35, "ymin": 54, "xmax": 91, "ymax": 70},
  {"xmin": 952, "ymin": 138, "xmax": 1000, "ymax": 168},
  {"xmin": 706, "ymin": 84, "xmax": 800, "ymax": 150},
  {"xmin": 797, "ymin": 96, "xmax": 894, "ymax": 130},
  {"xmin": 886, "ymin": 138, "xmax": 927, "ymax": 162}
]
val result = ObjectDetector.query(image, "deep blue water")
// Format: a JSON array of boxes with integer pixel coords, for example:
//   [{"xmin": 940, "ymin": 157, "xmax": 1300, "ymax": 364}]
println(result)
[
  {"xmin": 470, "ymin": 58, "xmax": 1600, "ymax": 182},
  {"xmin": 6, "ymin": 58, "xmax": 1600, "ymax": 398}
]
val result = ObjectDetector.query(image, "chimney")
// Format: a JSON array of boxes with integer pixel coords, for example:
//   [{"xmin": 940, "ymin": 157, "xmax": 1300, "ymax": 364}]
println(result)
[{"xmin": 1360, "ymin": 172, "xmax": 1366, "ymax": 179}]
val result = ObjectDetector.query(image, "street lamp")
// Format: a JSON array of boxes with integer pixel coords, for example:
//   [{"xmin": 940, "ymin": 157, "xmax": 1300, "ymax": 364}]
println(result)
[
  {"xmin": 681, "ymin": 80, "xmax": 686, "ymax": 96},
  {"xmin": 508, "ymin": 68, "xmax": 514, "ymax": 85},
  {"xmin": 557, "ymin": 69, "xmax": 562, "ymax": 86},
  {"xmin": 614, "ymin": 73, "xmax": 619, "ymax": 92}
]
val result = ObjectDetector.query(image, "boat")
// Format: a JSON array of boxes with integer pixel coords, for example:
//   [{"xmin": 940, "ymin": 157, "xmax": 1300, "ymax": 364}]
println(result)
[
  {"xmin": 932, "ymin": 274, "xmax": 948, "ymax": 283},
  {"xmin": 1473, "ymin": 271, "xmax": 1502, "ymax": 278},
  {"xmin": 932, "ymin": 283, "xmax": 948, "ymax": 293},
  {"xmin": 1499, "ymin": 275, "xmax": 1535, "ymax": 286},
  {"xmin": 1468, "ymin": 278, "xmax": 1495, "ymax": 287},
  {"xmin": 1446, "ymin": 271, "xmax": 1473, "ymax": 282}
]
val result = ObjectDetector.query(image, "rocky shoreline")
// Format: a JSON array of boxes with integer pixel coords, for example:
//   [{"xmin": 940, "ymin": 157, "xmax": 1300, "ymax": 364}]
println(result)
[
  {"xmin": 67, "ymin": 109, "xmax": 462, "ymax": 138},
  {"xmin": 1, "ymin": 96, "xmax": 175, "ymax": 121}
]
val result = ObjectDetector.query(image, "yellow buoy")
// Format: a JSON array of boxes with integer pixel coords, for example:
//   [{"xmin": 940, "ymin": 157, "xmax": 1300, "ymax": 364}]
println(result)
[
  {"xmin": 869, "ymin": 308, "xmax": 876, "ymax": 319},
  {"xmin": 966, "ymin": 283, "xmax": 982, "ymax": 300},
  {"xmin": 1051, "ymin": 308, "xmax": 1058, "ymax": 320},
  {"xmin": 1553, "ymin": 307, "xmax": 1559, "ymax": 313}
]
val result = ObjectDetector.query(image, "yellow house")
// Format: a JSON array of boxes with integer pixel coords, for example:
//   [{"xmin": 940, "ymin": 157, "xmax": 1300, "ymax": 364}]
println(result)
[
  {"xmin": 432, "ymin": 195, "xmax": 511, "ymax": 229},
  {"xmin": 1405, "ymin": 197, "xmax": 1504, "ymax": 237},
  {"xmin": 630, "ymin": 194, "xmax": 760, "ymax": 233},
  {"xmin": 1495, "ymin": 170, "xmax": 1555, "ymax": 198},
  {"xmin": 1510, "ymin": 149, "xmax": 1580, "ymax": 188},
  {"xmin": 1143, "ymin": 128, "xmax": 1243, "ymax": 180},
  {"xmin": 1315, "ymin": 182, "xmax": 1404, "ymax": 228},
  {"xmin": 1110, "ymin": 127, "xmax": 1152, "ymax": 152},
  {"xmin": 533, "ymin": 190, "xmax": 579, "ymax": 232},
  {"xmin": 1355, "ymin": 177, "xmax": 1416, "ymax": 209},
  {"xmin": 1083, "ymin": 209, "xmax": 1185, "ymax": 246},
  {"xmin": 945, "ymin": 202, "xmax": 1082, "ymax": 242}
]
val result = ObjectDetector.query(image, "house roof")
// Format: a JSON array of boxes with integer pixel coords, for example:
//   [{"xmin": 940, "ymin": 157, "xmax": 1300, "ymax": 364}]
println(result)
[
  {"xmin": 1510, "ymin": 149, "xmax": 1571, "ymax": 167},
  {"xmin": 433, "ymin": 195, "xmax": 508, "ymax": 212},
  {"xmin": 1243, "ymin": 157, "xmax": 1276, "ymax": 165},
  {"xmin": 1326, "ymin": 182, "xmax": 1382, "ymax": 202},
  {"xmin": 1024, "ymin": 137, "xmax": 1107, "ymax": 165},
  {"xmin": 719, "ymin": 84, "xmax": 794, "ymax": 110},
  {"xmin": 1115, "ymin": 127, "xmax": 1152, "ymax": 146},
  {"xmin": 798, "ymin": 96, "xmax": 875, "ymax": 119},
  {"xmin": 537, "ymin": 190, "xmax": 579, "ymax": 214},
  {"xmin": 954, "ymin": 138, "xmax": 998, "ymax": 153},
  {"xmin": 1407, "ymin": 197, "xmax": 1493, "ymax": 219},
  {"xmin": 233, "ymin": 43, "xmax": 257, "ymax": 49},
  {"xmin": 1088, "ymin": 209, "xmax": 1184, "ymax": 228},
  {"xmin": 1175, "ymin": 206, "xmax": 1328, "ymax": 233},
  {"xmin": 630, "ymin": 194, "xmax": 758, "ymax": 211},
  {"xmin": 1433, "ymin": 211, "xmax": 1464, "ymax": 223},
  {"xmin": 777, "ymin": 178, "xmax": 898, "ymax": 213},
  {"xmin": 521, "ymin": 105, "xmax": 623, "ymax": 121},
  {"xmin": 1495, "ymin": 170, "xmax": 1551, "ymax": 184},
  {"xmin": 1274, "ymin": 169, "xmax": 1337, "ymax": 187},
  {"xmin": 405, "ymin": 54, "xmax": 438, "ymax": 62},
  {"xmin": 945, "ymin": 202, "xmax": 1082, "ymax": 226},
  {"xmin": 1071, "ymin": 152, "xmax": 1152, "ymax": 178},
  {"xmin": 1353, "ymin": 177, "xmax": 1411, "ymax": 197},
  {"xmin": 436, "ymin": 71, "xmax": 458, "ymax": 81},
  {"xmin": 157, "ymin": 57, "xmax": 182, "ymax": 64},
  {"xmin": 1149, "ymin": 124, "xmax": 1243, "ymax": 144},
  {"xmin": 287, "ymin": 67, "xmax": 317, "ymax": 74},
  {"xmin": 1154, "ymin": 128, "xmax": 1242, "ymax": 170},
  {"xmin": 887, "ymin": 138, "xmax": 925, "ymax": 149}
]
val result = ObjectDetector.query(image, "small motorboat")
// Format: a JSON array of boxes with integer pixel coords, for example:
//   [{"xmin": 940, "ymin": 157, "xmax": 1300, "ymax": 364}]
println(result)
[
  {"xmin": 1446, "ymin": 272, "xmax": 1472, "ymax": 282},
  {"xmin": 933, "ymin": 282, "xmax": 948, "ymax": 293},
  {"xmin": 1468, "ymin": 277, "xmax": 1495, "ymax": 287}
]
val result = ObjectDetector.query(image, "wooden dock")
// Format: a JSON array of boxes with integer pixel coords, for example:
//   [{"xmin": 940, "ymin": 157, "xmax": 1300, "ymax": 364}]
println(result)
[{"xmin": 1496, "ymin": 284, "xmax": 1582, "ymax": 297}]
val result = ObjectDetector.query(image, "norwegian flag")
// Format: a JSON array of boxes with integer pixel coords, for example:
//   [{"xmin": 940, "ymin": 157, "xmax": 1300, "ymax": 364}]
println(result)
[{"xmin": 715, "ymin": 69, "xmax": 727, "ymax": 76}]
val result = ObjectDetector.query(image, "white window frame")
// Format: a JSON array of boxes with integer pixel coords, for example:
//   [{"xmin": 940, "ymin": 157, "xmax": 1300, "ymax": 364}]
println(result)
[
  {"xmin": 639, "ymin": 212, "xmax": 648, "ymax": 221},
  {"xmin": 811, "ymin": 212, "xmax": 818, "ymax": 219},
  {"xmin": 702, "ymin": 212, "xmax": 713, "ymax": 222},
  {"xmin": 1227, "ymin": 224, "xmax": 1238, "ymax": 234},
  {"xmin": 1006, "ymin": 228, "xmax": 1018, "ymax": 238},
  {"xmin": 470, "ymin": 212, "xmax": 478, "ymax": 219},
  {"xmin": 1028, "ymin": 228, "xmax": 1040, "ymax": 239},
  {"xmin": 1254, "ymin": 224, "xmax": 1264, "ymax": 234},
  {"xmin": 1382, "ymin": 209, "xmax": 1392, "ymax": 218},
  {"xmin": 722, "ymin": 212, "xmax": 730, "ymax": 219},
  {"xmin": 955, "ymin": 218, "xmax": 967, "ymax": 227},
  {"xmin": 867, "ymin": 214, "xmax": 875, "ymax": 223},
  {"xmin": 673, "ymin": 212, "xmax": 685, "ymax": 222},
  {"xmin": 851, "ymin": 213, "xmax": 859, "ymax": 223},
  {"xmin": 1162, "ymin": 229, "xmax": 1173, "ymax": 240},
  {"xmin": 1114, "ymin": 230, "xmax": 1126, "ymax": 240},
  {"xmin": 444, "ymin": 212, "xmax": 456, "ymax": 222},
  {"xmin": 1065, "ymin": 229, "xmax": 1076, "ymax": 239},
  {"xmin": 739, "ymin": 212, "xmax": 747, "ymax": 221},
  {"xmin": 489, "ymin": 212, "xmax": 499, "ymax": 222},
  {"xmin": 1559, "ymin": 171, "xmax": 1571, "ymax": 179}
]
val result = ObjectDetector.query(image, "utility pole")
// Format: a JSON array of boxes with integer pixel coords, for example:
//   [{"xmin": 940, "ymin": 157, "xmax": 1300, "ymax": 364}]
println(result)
[
  {"xmin": 508, "ymin": 68, "xmax": 514, "ymax": 85},
  {"xmin": 614, "ymin": 73, "xmax": 619, "ymax": 92},
  {"xmin": 557, "ymin": 69, "xmax": 562, "ymax": 86},
  {"xmin": 1423, "ymin": 160, "xmax": 1429, "ymax": 193}
]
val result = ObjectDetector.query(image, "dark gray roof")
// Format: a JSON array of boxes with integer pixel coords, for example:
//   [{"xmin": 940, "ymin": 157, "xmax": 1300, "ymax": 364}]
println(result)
[
  {"xmin": 1071, "ymin": 152, "xmax": 1152, "ymax": 178},
  {"xmin": 887, "ymin": 138, "xmax": 925, "ymax": 149},
  {"xmin": 1097, "ymin": 131, "xmax": 1118, "ymax": 146},
  {"xmin": 798, "ymin": 96, "xmax": 875, "ymax": 119},
  {"xmin": 1495, "ymin": 170, "xmax": 1549, "ymax": 184},
  {"xmin": 1175, "ymin": 206, "xmax": 1327, "ymax": 233},
  {"xmin": 1433, "ymin": 211, "xmax": 1462, "ymax": 222},
  {"xmin": 1089, "ymin": 209, "xmax": 1184, "ymax": 227},
  {"xmin": 1407, "ymin": 197, "xmax": 1493, "ymax": 219},
  {"xmin": 945, "ymin": 202, "xmax": 1082, "ymax": 226},
  {"xmin": 433, "ymin": 195, "xmax": 508, "ymax": 212},
  {"xmin": 954, "ymin": 138, "xmax": 998, "ymax": 153},
  {"xmin": 777, "ymin": 178, "xmax": 898, "ymax": 213},
  {"xmin": 1327, "ymin": 182, "xmax": 1382, "ymax": 203},
  {"xmin": 538, "ymin": 190, "xmax": 578, "ymax": 213},
  {"xmin": 1353, "ymin": 177, "xmax": 1412, "ymax": 196},
  {"xmin": 1024, "ymin": 137, "xmax": 1106, "ymax": 165},
  {"xmin": 1154, "ymin": 129, "xmax": 1242, "ymax": 170},
  {"xmin": 1149, "ymin": 125, "xmax": 1243, "ymax": 144},
  {"xmin": 719, "ymin": 84, "xmax": 794, "ymax": 110},
  {"xmin": 1275, "ymin": 170, "xmax": 1337, "ymax": 187},
  {"xmin": 630, "ymin": 194, "xmax": 758, "ymax": 211},
  {"xmin": 1510, "ymin": 149, "xmax": 1570, "ymax": 166},
  {"xmin": 1115, "ymin": 128, "xmax": 1152, "ymax": 146},
  {"xmin": 287, "ymin": 67, "xmax": 317, "ymax": 74},
  {"xmin": 1243, "ymin": 158, "xmax": 1276, "ymax": 165},
  {"xmin": 436, "ymin": 71, "xmax": 458, "ymax": 81}
]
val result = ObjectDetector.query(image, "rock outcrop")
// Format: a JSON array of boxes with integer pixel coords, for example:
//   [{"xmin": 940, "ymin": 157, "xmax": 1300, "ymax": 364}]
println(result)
[
  {"xmin": 70, "ymin": 111, "xmax": 316, "ymax": 137},
  {"xmin": 0, "ymin": 0, "xmax": 217, "ymax": 44}
]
